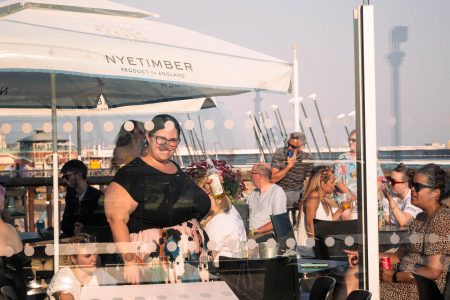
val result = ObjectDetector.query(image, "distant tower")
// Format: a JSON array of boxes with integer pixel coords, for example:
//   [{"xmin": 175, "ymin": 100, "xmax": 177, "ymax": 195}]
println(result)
[{"xmin": 387, "ymin": 26, "xmax": 407, "ymax": 155}]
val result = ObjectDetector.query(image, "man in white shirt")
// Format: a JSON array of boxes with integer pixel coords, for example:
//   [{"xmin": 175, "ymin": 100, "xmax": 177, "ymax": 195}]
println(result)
[{"xmin": 248, "ymin": 163, "xmax": 287, "ymax": 240}]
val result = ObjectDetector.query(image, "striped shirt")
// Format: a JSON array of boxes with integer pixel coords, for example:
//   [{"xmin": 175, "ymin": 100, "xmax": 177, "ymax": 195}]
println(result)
[{"xmin": 270, "ymin": 147, "xmax": 313, "ymax": 191}]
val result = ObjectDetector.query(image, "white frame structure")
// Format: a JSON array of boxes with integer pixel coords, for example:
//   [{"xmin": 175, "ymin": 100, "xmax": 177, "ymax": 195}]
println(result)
[{"xmin": 354, "ymin": 5, "xmax": 380, "ymax": 297}]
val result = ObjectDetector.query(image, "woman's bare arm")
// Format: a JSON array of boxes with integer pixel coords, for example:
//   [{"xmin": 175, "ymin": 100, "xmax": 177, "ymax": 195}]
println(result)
[
  {"xmin": 304, "ymin": 193, "xmax": 320, "ymax": 237},
  {"xmin": 104, "ymin": 182, "xmax": 139, "ymax": 284}
]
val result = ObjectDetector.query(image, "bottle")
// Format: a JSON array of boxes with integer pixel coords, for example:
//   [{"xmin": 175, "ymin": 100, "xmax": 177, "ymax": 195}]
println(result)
[
  {"xmin": 206, "ymin": 158, "xmax": 224, "ymax": 197},
  {"xmin": 378, "ymin": 199, "xmax": 385, "ymax": 229}
]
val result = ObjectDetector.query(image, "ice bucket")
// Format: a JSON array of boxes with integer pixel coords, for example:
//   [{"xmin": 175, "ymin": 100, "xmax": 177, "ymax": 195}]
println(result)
[{"xmin": 258, "ymin": 242, "xmax": 279, "ymax": 258}]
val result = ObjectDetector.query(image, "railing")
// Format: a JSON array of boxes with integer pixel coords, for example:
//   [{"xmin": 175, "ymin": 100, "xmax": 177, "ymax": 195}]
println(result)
[{"xmin": 0, "ymin": 175, "xmax": 113, "ymax": 232}]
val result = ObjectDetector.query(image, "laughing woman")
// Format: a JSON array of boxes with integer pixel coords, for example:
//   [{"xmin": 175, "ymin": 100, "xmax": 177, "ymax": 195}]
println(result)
[{"xmin": 105, "ymin": 114, "xmax": 211, "ymax": 285}]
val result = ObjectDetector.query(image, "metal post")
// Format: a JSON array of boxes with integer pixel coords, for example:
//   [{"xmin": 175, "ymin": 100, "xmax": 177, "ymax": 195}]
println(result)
[{"xmin": 309, "ymin": 93, "xmax": 332, "ymax": 153}]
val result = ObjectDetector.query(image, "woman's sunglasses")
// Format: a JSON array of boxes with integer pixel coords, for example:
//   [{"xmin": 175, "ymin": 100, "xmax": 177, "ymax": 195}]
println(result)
[
  {"xmin": 411, "ymin": 182, "xmax": 434, "ymax": 192},
  {"xmin": 388, "ymin": 177, "xmax": 405, "ymax": 186}
]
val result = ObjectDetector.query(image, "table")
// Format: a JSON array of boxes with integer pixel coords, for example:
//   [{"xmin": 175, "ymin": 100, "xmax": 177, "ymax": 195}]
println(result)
[
  {"xmin": 379, "ymin": 224, "xmax": 409, "ymax": 252},
  {"xmin": 80, "ymin": 281, "xmax": 238, "ymax": 300},
  {"xmin": 298, "ymin": 258, "xmax": 348, "ymax": 279}
]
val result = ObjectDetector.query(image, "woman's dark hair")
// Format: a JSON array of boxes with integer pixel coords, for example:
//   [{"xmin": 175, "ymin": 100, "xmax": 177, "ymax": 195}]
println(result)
[
  {"xmin": 148, "ymin": 114, "xmax": 181, "ymax": 137},
  {"xmin": 392, "ymin": 163, "xmax": 416, "ymax": 188},
  {"xmin": 416, "ymin": 163, "xmax": 446, "ymax": 200}
]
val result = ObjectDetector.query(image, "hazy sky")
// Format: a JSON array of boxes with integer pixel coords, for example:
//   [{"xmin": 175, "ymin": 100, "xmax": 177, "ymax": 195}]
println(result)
[{"xmin": 2, "ymin": 0, "xmax": 449, "ymax": 150}]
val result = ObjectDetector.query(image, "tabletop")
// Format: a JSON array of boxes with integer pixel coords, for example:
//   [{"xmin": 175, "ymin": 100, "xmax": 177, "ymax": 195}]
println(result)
[{"xmin": 80, "ymin": 281, "xmax": 238, "ymax": 300}]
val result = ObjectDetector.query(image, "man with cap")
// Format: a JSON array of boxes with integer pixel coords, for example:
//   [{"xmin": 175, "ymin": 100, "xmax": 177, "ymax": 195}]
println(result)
[{"xmin": 270, "ymin": 132, "xmax": 313, "ymax": 225}]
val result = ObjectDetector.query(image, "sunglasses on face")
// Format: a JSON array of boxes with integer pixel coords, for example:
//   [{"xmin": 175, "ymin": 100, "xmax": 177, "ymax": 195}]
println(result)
[
  {"xmin": 348, "ymin": 138, "xmax": 357, "ymax": 143},
  {"xmin": 288, "ymin": 143, "xmax": 300, "ymax": 149},
  {"xmin": 411, "ymin": 182, "xmax": 434, "ymax": 192},
  {"xmin": 388, "ymin": 177, "xmax": 405, "ymax": 186},
  {"xmin": 152, "ymin": 135, "xmax": 180, "ymax": 147}
]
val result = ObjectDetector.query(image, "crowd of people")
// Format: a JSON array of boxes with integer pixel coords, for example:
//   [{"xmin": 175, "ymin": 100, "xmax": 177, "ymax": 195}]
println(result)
[{"xmin": 0, "ymin": 114, "xmax": 448, "ymax": 300}]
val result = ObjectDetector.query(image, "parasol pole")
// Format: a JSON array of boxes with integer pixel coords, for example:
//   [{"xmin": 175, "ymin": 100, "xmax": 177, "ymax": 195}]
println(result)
[
  {"xmin": 264, "ymin": 111, "xmax": 277, "ymax": 148},
  {"xmin": 246, "ymin": 112, "xmax": 265, "ymax": 162},
  {"xmin": 309, "ymin": 93, "xmax": 332, "ymax": 153},
  {"xmin": 180, "ymin": 127, "xmax": 193, "ymax": 165},
  {"xmin": 288, "ymin": 98, "xmax": 312, "ymax": 154},
  {"xmin": 271, "ymin": 105, "xmax": 286, "ymax": 143},
  {"xmin": 299, "ymin": 97, "xmax": 322, "ymax": 159},
  {"xmin": 51, "ymin": 73, "xmax": 60, "ymax": 271}
]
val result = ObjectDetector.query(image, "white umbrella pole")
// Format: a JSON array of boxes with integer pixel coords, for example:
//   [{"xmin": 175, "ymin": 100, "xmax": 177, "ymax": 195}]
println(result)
[
  {"xmin": 292, "ymin": 46, "xmax": 300, "ymax": 133},
  {"xmin": 51, "ymin": 74, "xmax": 60, "ymax": 271}
]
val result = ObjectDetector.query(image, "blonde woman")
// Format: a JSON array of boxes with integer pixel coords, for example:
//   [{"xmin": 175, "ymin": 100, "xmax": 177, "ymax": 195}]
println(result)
[
  {"xmin": 199, "ymin": 178, "xmax": 247, "ymax": 259},
  {"xmin": 297, "ymin": 166, "xmax": 346, "ymax": 246},
  {"xmin": 47, "ymin": 236, "xmax": 117, "ymax": 300}
]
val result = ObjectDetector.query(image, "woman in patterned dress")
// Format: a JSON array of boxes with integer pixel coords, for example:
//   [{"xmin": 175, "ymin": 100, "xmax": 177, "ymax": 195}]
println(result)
[
  {"xmin": 379, "ymin": 164, "xmax": 449, "ymax": 299},
  {"xmin": 105, "ymin": 114, "xmax": 211, "ymax": 285}
]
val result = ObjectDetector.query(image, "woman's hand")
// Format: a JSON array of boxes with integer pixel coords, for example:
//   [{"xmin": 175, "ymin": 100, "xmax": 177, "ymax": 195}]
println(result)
[
  {"xmin": 344, "ymin": 250, "xmax": 358, "ymax": 268},
  {"xmin": 123, "ymin": 254, "xmax": 142, "ymax": 284},
  {"xmin": 380, "ymin": 268, "xmax": 395, "ymax": 282}
]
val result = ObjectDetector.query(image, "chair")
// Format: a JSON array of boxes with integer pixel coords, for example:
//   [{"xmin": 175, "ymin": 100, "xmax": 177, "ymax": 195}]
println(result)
[
  {"xmin": 218, "ymin": 255, "xmax": 299, "ymax": 300},
  {"xmin": 313, "ymin": 219, "xmax": 358, "ymax": 259},
  {"xmin": 270, "ymin": 212, "xmax": 297, "ymax": 253},
  {"xmin": 308, "ymin": 276, "xmax": 336, "ymax": 300},
  {"xmin": 346, "ymin": 289, "xmax": 372, "ymax": 300},
  {"xmin": 1, "ymin": 285, "xmax": 19, "ymax": 300},
  {"xmin": 412, "ymin": 271, "xmax": 444, "ymax": 300}
]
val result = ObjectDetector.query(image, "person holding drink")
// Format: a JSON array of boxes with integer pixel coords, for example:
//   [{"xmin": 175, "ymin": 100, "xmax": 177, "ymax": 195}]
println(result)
[{"xmin": 297, "ymin": 166, "xmax": 349, "ymax": 250}]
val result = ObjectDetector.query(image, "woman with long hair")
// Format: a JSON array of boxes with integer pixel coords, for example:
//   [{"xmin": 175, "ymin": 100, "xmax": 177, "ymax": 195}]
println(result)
[
  {"xmin": 381, "ymin": 163, "xmax": 422, "ymax": 227},
  {"xmin": 111, "ymin": 120, "xmax": 146, "ymax": 170},
  {"xmin": 105, "ymin": 114, "xmax": 211, "ymax": 285},
  {"xmin": 297, "ymin": 166, "xmax": 346, "ymax": 245}
]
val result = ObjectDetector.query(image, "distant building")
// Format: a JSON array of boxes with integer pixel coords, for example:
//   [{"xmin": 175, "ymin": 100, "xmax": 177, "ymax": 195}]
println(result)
[{"xmin": 17, "ymin": 130, "xmax": 76, "ymax": 170}]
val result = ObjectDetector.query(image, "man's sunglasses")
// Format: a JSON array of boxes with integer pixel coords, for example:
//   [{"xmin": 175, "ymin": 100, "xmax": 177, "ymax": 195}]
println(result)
[
  {"xmin": 411, "ymin": 182, "xmax": 434, "ymax": 192},
  {"xmin": 348, "ymin": 138, "xmax": 357, "ymax": 143},
  {"xmin": 288, "ymin": 143, "xmax": 299, "ymax": 149}
]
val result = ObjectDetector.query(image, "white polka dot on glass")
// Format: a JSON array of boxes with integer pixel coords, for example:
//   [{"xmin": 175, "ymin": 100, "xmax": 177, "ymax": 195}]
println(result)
[
  {"xmin": 204, "ymin": 119, "xmax": 214, "ymax": 130},
  {"xmin": 184, "ymin": 120, "xmax": 195, "ymax": 131},
  {"xmin": 164, "ymin": 120, "xmax": 175, "ymax": 130},
  {"xmin": 344, "ymin": 236, "xmax": 355, "ymax": 246},
  {"xmin": 103, "ymin": 121, "xmax": 114, "ymax": 132},
  {"xmin": 224, "ymin": 119, "xmax": 234, "ymax": 129},
  {"xmin": 42, "ymin": 122, "xmax": 52, "ymax": 133},
  {"xmin": 325, "ymin": 236, "xmax": 335, "ymax": 247},
  {"xmin": 63, "ymin": 122, "xmax": 73, "ymax": 133},
  {"xmin": 0, "ymin": 123, "xmax": 12, "ymax": 134},
  {"xmin": 207, "ymin": 240, "xmax": 217, "ymax": 251},
  {"xmin": 305, "ymin": 237, "xmax": 316, "ymax": 248},
  {"xmin": 21, "ymin": 123, "xmax": 32, "ymax": 133},
  {"xmin": 387, "ymin": 115, "xmax": 397, "ymax": 126},
  {"xmin": 247, "ymin": 239, "xmax": 257, "ymax": 250},
  {"xmin": 124, "ymin": 120, "xmax": 135, "ymax": 132},
  {"xmin": 83, "ymin": 121, "xmax": 94, "ymax": 133},
  {"xmin": 144, "ymin": 120, "xmax": 154, "ymax": 131},
  {"xmin": 323, "ymin": 117, "xmax": 333, "ymax": 128},
  {"xmin": 264, "ymin": 118, "xmax": 274, "ymax": 128},
  {"xmin": 304, "ymin": 118, "xmax": 313, "ymax": 128},
  {"xmin": 244, "ymin": 119, "xmax": 253, "ymax": 129},
  {"xmin": 45, "ymin": 244, "xmax": 54, "ymax": 256}
]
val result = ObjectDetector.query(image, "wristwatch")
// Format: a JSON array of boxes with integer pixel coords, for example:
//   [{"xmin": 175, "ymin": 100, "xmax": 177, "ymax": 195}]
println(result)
[{"xmin": 393, "ymin": 271, "xmax": 398, "ymax": 283}]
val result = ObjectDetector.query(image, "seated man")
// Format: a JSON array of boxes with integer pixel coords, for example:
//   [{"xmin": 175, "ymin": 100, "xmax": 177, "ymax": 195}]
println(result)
[
  {"xmin": 60, "ymin": 160, "xmax": 107, "ymax": 235},
  {"xmin": 248, "ymin": 163, "xmax": 287, "ymax": 241}
]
